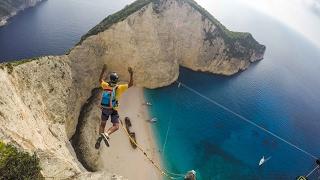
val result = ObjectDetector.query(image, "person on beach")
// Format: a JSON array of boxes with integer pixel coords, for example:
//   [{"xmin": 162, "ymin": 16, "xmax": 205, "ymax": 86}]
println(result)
[{"xmin": 95, "ymin": 64, "xmax": 133, "ymax": 149}]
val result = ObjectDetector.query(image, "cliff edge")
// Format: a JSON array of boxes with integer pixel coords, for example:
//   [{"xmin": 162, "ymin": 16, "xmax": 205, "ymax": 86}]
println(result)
[{"xmin": 0, "ymin": 0, "xmax": 265, "ymax": 179}]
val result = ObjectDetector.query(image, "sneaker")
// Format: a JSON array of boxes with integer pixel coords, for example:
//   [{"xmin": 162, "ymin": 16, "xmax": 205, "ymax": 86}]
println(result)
[
  {"xmin": 95, "ymin": 136, "xmax": 103, "ymax": 149},
  {"xmin": 101, "ymin": 133, "xmax": 110, "ymax": 147}
]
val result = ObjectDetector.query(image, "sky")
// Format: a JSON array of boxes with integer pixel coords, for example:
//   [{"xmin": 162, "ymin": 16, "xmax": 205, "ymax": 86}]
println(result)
[{"xmin": 195, "ymin": 0, "xmax": 320, "ymax": 48}]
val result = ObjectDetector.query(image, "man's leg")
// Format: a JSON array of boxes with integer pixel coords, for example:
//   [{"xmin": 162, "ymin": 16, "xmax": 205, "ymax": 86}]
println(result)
[
  {"xmin": 106, "ymin": 109, "xmax": 120, "ymax": 136},
  {"xmin": 95, "ymin": 108, "xmax": 110, "ymax": 149},
  {"xmin": 95, "ymin": 121, "xmax": 106, "ymax": 149},
  {"xmin": 99, "ymin": 121, "xmax": 106, "ymax": 134},
  {"xmin": 106, "ymin": 123, "xmax": 119, "ymax": 136},
  {"xmin": 100, "ymin": 120, "xmax": 110, "ymax": 147}
]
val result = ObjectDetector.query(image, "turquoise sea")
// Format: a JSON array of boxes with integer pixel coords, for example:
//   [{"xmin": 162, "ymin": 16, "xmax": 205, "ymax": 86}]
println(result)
[
  {"xmin": 1, "ymin": 0, "xmax": 320, "ymax": 179},
  {"xmin": 145, "ymin": 3, "xmax": 320, "ymax": 180}
]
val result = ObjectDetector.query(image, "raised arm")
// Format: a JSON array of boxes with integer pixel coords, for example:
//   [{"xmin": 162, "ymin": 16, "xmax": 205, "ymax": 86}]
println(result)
[
  {"xmin": 128, "ymin": 67, "xmax": 133, "ymax": 88},
  {"xmin": 99, "ymin": 64, "xmax": 108, "ymax": 83}
]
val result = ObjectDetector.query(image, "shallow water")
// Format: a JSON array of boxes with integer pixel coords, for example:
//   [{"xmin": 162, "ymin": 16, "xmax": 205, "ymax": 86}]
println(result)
[
  {"xmin": 1, "ymin": 0, "xmax": 320, "ymax": 179},
  {"xmin": 145, "ymin": 2, "xmax": 320, "ymax": 179}
]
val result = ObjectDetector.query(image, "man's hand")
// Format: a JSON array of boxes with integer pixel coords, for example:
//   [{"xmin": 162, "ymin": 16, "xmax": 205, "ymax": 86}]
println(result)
[
  {"xmin": 128, "ymin": 67, "xmax": 133, "ymax": 75},
  {"xmin": 99, "ymin": 64, "xmax": 108, "ymax": 83},
  {"xmin": 128, "ymin": 67, "xmax": 133, "ymax": 88}
]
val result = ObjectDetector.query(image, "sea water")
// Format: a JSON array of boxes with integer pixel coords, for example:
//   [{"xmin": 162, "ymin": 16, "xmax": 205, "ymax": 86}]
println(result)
[
  {"xmin": 0, "ymin": 0, "xmax": 134, "ymax": 62},
  {"xmin": 145, "ymin": 4, "xmax": 320, "ymax": 180},
  {"xmin": 1, "ymin": 0, "xmax": 320, "ymax": 179}
]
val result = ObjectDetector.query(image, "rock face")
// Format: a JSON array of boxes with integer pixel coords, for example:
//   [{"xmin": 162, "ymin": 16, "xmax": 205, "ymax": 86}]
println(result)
[
  {"xmin": 0, "ymin": 0, "xmax": 265, "ymax": 179},
  {"xmin": 0, "ymin": 0, "xmax": 43, "ymax": 26},
  {"xmin": 0, "ymin": 57, "xmax": 123, "ymax": 179},
  {"xmin": 74, "ymin": 0, "xmax": 266, "ymax": 88}
]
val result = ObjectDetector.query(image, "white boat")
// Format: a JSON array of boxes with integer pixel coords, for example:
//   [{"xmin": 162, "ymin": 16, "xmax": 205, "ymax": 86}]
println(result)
[
  {"xmin": 147, "ymin": 117, "xmax": 157, "ymax": 123},
  {"xmin": 259, "ymin": 156, "xmax": 271, "ymax": 166}
]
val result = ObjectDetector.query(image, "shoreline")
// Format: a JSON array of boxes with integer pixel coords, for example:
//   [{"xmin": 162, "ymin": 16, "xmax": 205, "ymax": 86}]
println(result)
[
  {"xmin": 0, "ymin": 0, "xmax": 43, "ymax": 28},
  {"xmin": 0, "ymin": 17, "xmax": 8, "ymax": 27},
  {"xmin": 98, "ymin": 87, "xmax": 163, "ymax": 180}
]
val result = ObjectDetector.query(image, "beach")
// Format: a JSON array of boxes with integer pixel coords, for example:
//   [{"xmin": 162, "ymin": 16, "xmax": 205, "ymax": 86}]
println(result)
[{"xmin": 98, "ymin": 87, "xmax": 162, "ymax": 180}]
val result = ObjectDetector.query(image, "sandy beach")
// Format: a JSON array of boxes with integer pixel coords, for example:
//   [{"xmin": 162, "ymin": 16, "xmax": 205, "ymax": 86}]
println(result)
[{"xmin": 98, "ymin": 87, "xmax": 163, "ymax": 180}]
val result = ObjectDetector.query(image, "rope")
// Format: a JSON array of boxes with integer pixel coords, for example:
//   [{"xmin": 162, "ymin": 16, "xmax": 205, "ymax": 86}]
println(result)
[
  {"xmin": 162, "ymin": 119, "xmax": 172, "ymax": 155},
  {"xmin": 177, "ymin": 81, "xmax": 318, "ymax": 160},
  {"xmin": 119, "ymin": 120, "xmax": 184, "ymax": 179},
  {"xmin": 306, "ymin": 165, "xmax": 319, "ymax": 178},
  {"xmin": 162, "ymin": 82, "xmax": 180, "ymax": 155}
]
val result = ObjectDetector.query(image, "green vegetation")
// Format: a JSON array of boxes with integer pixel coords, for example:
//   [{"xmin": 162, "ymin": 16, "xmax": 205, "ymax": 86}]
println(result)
[
  {"xmin": 79, "ymin": 0, "xmax": 265, "ymax": 58},
  {"xmin": 0, "ymin": 57, "xmax": 40, "ymax": 74},
  {"xmin": 79, "ymin": 0, "xmax": 155, "ymax": 44},
  {"xmin": 0, "ymin": 141, "xmax": 42, "ymax": 180},
  {"xmin": 182, "ymin": 0, "xmax": 265, "ymax": 57}
]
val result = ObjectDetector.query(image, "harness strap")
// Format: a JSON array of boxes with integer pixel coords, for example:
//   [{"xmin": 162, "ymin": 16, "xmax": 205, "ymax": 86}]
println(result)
[{"xmin": 109, "ymin": 85, "xmax": 118, "ymax": 108}]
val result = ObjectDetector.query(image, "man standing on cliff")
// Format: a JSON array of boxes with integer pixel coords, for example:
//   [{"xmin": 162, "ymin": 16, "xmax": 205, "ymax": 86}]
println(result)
[{"xmin": 95, "ymin": 64, "xmax": 133, "ymax": 149}]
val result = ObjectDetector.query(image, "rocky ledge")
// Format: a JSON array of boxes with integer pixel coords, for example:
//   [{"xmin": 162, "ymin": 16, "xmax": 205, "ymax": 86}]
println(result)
[{"xmin": 0, "ymin": 0, "xmax": 265, "ymax": 179}]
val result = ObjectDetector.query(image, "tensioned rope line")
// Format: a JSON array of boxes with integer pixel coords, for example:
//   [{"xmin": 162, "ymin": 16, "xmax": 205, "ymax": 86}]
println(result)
[
  {"xmin": 306, "ymin": 165, "xmax": 319, "ymax": 178},
  {"xmin": 161, "ymin": 83, "xmax": 187, "ymax": 178},
  {"xmin": 162, "ymin": 82, "xmax": 181, "ymax": 155},
  {"xmin": 119, "ymin": 120, "xmax": 185, "ymax": 179},
  {"xmin": 176, "ymin": 81, "xmax": 318, "ymax": 160}
]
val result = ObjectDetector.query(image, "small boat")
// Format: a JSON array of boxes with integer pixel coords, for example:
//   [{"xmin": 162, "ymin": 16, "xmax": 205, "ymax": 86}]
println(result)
[
  {"xmin": 143, "ymin": 102, "xmax": 152, "ymax": 106},
  {"xmin": 147, "ymin": 117, "xmax": 157, "ymax": 123},
  {"xmin": 184, "ymin": 170, "xmax": 196, "ymax": 180},
  {"xmin": 259, "ymin": 156, "xmax": 271, "ymax": 166}
]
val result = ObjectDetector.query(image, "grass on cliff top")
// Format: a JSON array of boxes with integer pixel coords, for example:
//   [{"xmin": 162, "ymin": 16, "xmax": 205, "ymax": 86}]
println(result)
[
  {"xmin": 182, "ymin": 0, "xmax": 263, "ymax": 52},
  {"xmin": 0, "ymin": 141, "xmax": 42, "ymax": 180},
  {"xmin": 78, "ymin": 0, "xmax": 260, "ymax": 50},
  {"xmin": 78, "ymin": 0, "xmax": 153, "ymax": 44},
  {"xmin": 0, "ymin": 57, "xmax": 41, "ymax": 74}
]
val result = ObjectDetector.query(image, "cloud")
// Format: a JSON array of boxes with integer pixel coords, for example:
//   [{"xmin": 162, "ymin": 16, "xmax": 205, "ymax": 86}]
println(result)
[
  {"xmin": 310, "ymin": 0, "xmax": 320, "ymax": 17},
  {"xmin": 297, "ymin": 0, "xmax": 320, "ymax": 17}
]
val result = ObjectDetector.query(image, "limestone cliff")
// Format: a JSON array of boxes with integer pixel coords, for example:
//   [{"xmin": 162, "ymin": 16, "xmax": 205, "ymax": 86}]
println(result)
[
  {"xmin": 0, "ymin": 57, "xmax": 125, "ymax": 179},
  {"xmin": 70, "ymin": 0, "xmax": 265, "ymax": 89},
  {"xmin": 0, "ymin": 0, "xmax": 265, "ymax": 179}
]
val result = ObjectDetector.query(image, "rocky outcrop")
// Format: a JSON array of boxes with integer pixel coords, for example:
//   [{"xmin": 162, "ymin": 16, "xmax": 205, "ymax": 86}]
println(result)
[
  {"xmin": 71, "ymin": 88, "xmax": 102, "ymax": 171},
  {"xmin": 71, "ymin": 0, "xmax": 265, "ymax": 89},
  {"xmin": 0, "ymin": 56, "xmax": 83, "ymax": 179},
  {"xmin": 0, "ymin": 57, "xmax": 123, "ymax": 179},
  {"xmin": 0, "ymin": 0, "xmax": 265, "ymax": 179},
  {"xmin": 0, "ymin": 0, "xmax": 43, "ymax": 27}
]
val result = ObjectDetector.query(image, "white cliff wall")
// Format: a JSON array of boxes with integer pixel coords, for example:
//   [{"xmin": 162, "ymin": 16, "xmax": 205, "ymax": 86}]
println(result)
[{"xmin": 0, "ymin": 0, "xmax": 265, "ymax": 178}]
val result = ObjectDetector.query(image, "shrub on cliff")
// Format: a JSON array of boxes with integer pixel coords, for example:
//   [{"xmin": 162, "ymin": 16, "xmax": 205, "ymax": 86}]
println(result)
[{"xmin": 0, "ymin": 141, "xmax": 42, "ymax": 180}]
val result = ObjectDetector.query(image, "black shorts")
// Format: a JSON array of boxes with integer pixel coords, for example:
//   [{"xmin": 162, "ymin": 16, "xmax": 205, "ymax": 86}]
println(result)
[{"xmin": 101, "ymin": 108, "xmax": 120, "ymax": 124}]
